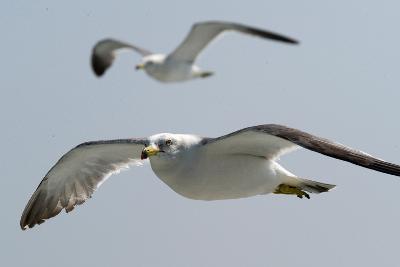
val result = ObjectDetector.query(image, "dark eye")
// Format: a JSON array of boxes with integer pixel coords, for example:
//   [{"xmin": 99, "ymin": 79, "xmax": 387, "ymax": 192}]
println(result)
[{"xmin": 165, "ymin": 139, "xmax": 172, "ymax": 146}]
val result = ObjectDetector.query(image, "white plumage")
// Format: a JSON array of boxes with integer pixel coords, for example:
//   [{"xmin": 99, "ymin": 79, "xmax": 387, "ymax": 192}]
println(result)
[
  {"xmin": 91, "ymin": 21, "xmax": 298, "ymax": 82},
  {"xmin": 20, "ymin": 124, "xmax": 400, "ymax": 230}
]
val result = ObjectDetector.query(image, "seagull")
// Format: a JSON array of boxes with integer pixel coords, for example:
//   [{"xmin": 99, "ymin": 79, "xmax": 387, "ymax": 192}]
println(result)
[
  {"xmin": 20, "ymin": 124, "xmax": 400, "ymax": 230},
  {"xmin": 91, "ymin": 21, "xmax": 298, "ymax": 82}
]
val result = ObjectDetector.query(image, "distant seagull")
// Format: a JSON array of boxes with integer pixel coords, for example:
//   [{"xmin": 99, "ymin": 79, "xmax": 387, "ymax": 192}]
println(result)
[
  {"xmin": 20, "ymin": 124, "xmax": 400, "ymax": 230},
  {"xmin": 91, "ymin": 21, "xmax": 298, "ymax": 82}
]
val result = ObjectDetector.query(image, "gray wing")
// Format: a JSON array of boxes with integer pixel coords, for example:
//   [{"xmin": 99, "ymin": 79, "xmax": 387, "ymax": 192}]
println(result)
[
  {"xmin": 20, "ymin": 138, "xmax": 147, "ymax": 230},
  {"xmin": 201, "ymin": 124, "xmax": 400, "ymax": 177},
  {"xmin": 167, "ymin": 21, "xmax": 298, "ymax": 62},
  {"xmin": 91, "ymin": 38, "xmax": 152, "ymax": 76}
]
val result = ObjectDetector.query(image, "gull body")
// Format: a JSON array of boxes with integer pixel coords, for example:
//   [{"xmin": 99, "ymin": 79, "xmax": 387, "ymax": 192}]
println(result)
[
  {"xmin": 148, "ymin": 134, "xmax": 288, "ymax": 200},
  {"xmin": 91, "ymin": 21, "xmax": 298, "ymax": 82},
  {"xmin": 20, "ymin": 124, "xmax": 400, "ymax": 230},
  {"xmin": 139, "ymin": 54, "xmax": 204, "ymax": 82},
  {"xmin": 152, "ymin": 152, "xmax": 286, "ymax": 200}
]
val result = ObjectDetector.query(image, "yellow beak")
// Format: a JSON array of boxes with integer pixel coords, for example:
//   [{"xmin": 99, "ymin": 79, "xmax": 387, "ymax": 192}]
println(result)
[
  {"xmin": 141, "ymin": 146, "xmax": 160, "ymax": 160},
  {"xmin": 135, "ymin": 63, "xmax": 145, "ymax": 70}
]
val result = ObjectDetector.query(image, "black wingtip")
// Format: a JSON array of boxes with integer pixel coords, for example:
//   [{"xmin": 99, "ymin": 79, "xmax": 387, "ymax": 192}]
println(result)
[
  {"xmin": 248, "ymin": 27, "xmax": 300, "ymax": 45},
  {"xmin": 287, "ymin": 38, "xmax": 299, "ymax": 45},
  {"xmin": 91, "ymin": 53, "xmax": 107, "ymax": 77}
]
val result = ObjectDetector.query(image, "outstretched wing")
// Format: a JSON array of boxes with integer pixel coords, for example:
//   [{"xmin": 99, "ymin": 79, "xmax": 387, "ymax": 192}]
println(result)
[
  {"xmin": 201, "ymin": 124, "xmax": 400, "ymax": 177},
  {"xmin": 20, "ymin": 138, "xmax": 147, "ymax": 230},
  {"xmin": 91, "ymin": 38, "xmax": 152, "ymax": 76},
  {"xmin": 167, "ymin": 21, "xmax": 298, "ymax": 62}
]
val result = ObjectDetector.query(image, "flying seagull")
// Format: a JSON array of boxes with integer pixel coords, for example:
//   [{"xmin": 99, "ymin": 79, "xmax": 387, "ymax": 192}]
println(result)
[
  {"xmin": 91, "ymin": 21, "xmax": 298, "ymax": 82},
  {"xmin": 20, "ymin": 124, "xmax": 400, "ymax": 230}
]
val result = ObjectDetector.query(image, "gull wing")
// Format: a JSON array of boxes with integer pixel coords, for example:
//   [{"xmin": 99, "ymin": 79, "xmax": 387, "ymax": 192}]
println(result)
[
  {"xmin": 167, "ymin": 21, "xmax": 298, "ymax": 62},
  {"xmin": 201, "ymin": 124, "xmax": 400, "ymax": 176},
  {"xmin": 91, "ymin": 38, "xmax": 152, "ymax": 76},
  {"xmin": 20, "ymin": 138, "xmax": 147, "ymax": 230}
]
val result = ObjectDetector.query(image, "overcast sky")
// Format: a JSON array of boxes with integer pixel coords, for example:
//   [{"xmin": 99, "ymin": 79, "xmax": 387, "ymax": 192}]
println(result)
[{"xmin": 2, "ymin": 1, "xmax": 400, "ymax": 266}]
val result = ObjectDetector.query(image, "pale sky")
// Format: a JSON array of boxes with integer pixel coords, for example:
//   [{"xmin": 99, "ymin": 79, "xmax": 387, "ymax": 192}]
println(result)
[{"xmin": 2, "ymin": 1, "xmax": 400, "ymax": 266}]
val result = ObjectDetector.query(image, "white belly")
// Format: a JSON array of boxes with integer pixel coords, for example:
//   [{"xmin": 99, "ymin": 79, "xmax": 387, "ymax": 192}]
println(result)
[
  {"xmin": 150, "ymin": 154, "xmax": 284, "ymax": 200},
  {"xmin": 145, "ymin": 61, "xmax": 194, "ymax": 82}
]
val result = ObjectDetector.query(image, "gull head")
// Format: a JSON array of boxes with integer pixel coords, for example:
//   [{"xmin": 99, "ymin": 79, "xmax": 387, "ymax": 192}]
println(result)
[
  {"xmin": 141, "ymin": 133, "xmax": 202, "ymax": 160},
  {"xmin": 135, "ymin": 54, "xmax": 166, "ymax": 71}
]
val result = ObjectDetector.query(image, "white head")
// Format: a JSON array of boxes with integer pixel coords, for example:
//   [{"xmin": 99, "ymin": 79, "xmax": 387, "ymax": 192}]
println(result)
[
  {"xmin": 141, "ymin": 133, "xmax": 202, "ymax": 160},
  {"xmin": 135, "ymin": 54, "xmax": 166, "ymax": 72}
]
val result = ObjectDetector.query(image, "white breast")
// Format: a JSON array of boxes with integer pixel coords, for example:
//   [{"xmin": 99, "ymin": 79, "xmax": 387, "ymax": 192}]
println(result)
[
  {"xmin": 150, "ymin": 151, "xmax": 282, "ymax": 200},
  {"xmin": 145, "ymin": 59, "xmax": 194, "ymax": 82}
]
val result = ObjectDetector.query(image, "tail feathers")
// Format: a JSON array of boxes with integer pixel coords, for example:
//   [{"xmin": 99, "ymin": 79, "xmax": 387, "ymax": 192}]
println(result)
[{"xmin": 296, "ymin": 178, "xmax": 336, "ymax": 194}]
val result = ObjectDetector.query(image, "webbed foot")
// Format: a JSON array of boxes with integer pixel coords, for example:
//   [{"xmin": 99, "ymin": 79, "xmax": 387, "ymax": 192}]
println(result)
[
  {"xmin": 200, "ymin": 71, "xmax": 214, "ymax": 78},
  {"xmin": 274, "ymin": 184, "xmax": 310, "ymax": 199}
]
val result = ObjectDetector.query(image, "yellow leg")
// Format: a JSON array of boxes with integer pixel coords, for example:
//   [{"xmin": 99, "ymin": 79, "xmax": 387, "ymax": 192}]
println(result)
[{"xmin": 274, "ymin": 184, "xmax": 310, "ymax": 199}]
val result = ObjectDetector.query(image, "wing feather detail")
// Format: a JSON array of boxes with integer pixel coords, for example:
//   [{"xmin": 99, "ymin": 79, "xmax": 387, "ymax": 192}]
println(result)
[
  {"xmin": 91, "ymin": 38, "xmax": 152, "ymax": 76},
  {"xmin": 20, "ymin": 138, "xmax": 147, "ymax": 230},
  {"xmin": 168, "ymin": 21, "xmax": 298, "ymax": 62},
  {"xmin": 202, "ymin": 124, "xmax": 400, "ymax": 176}
]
